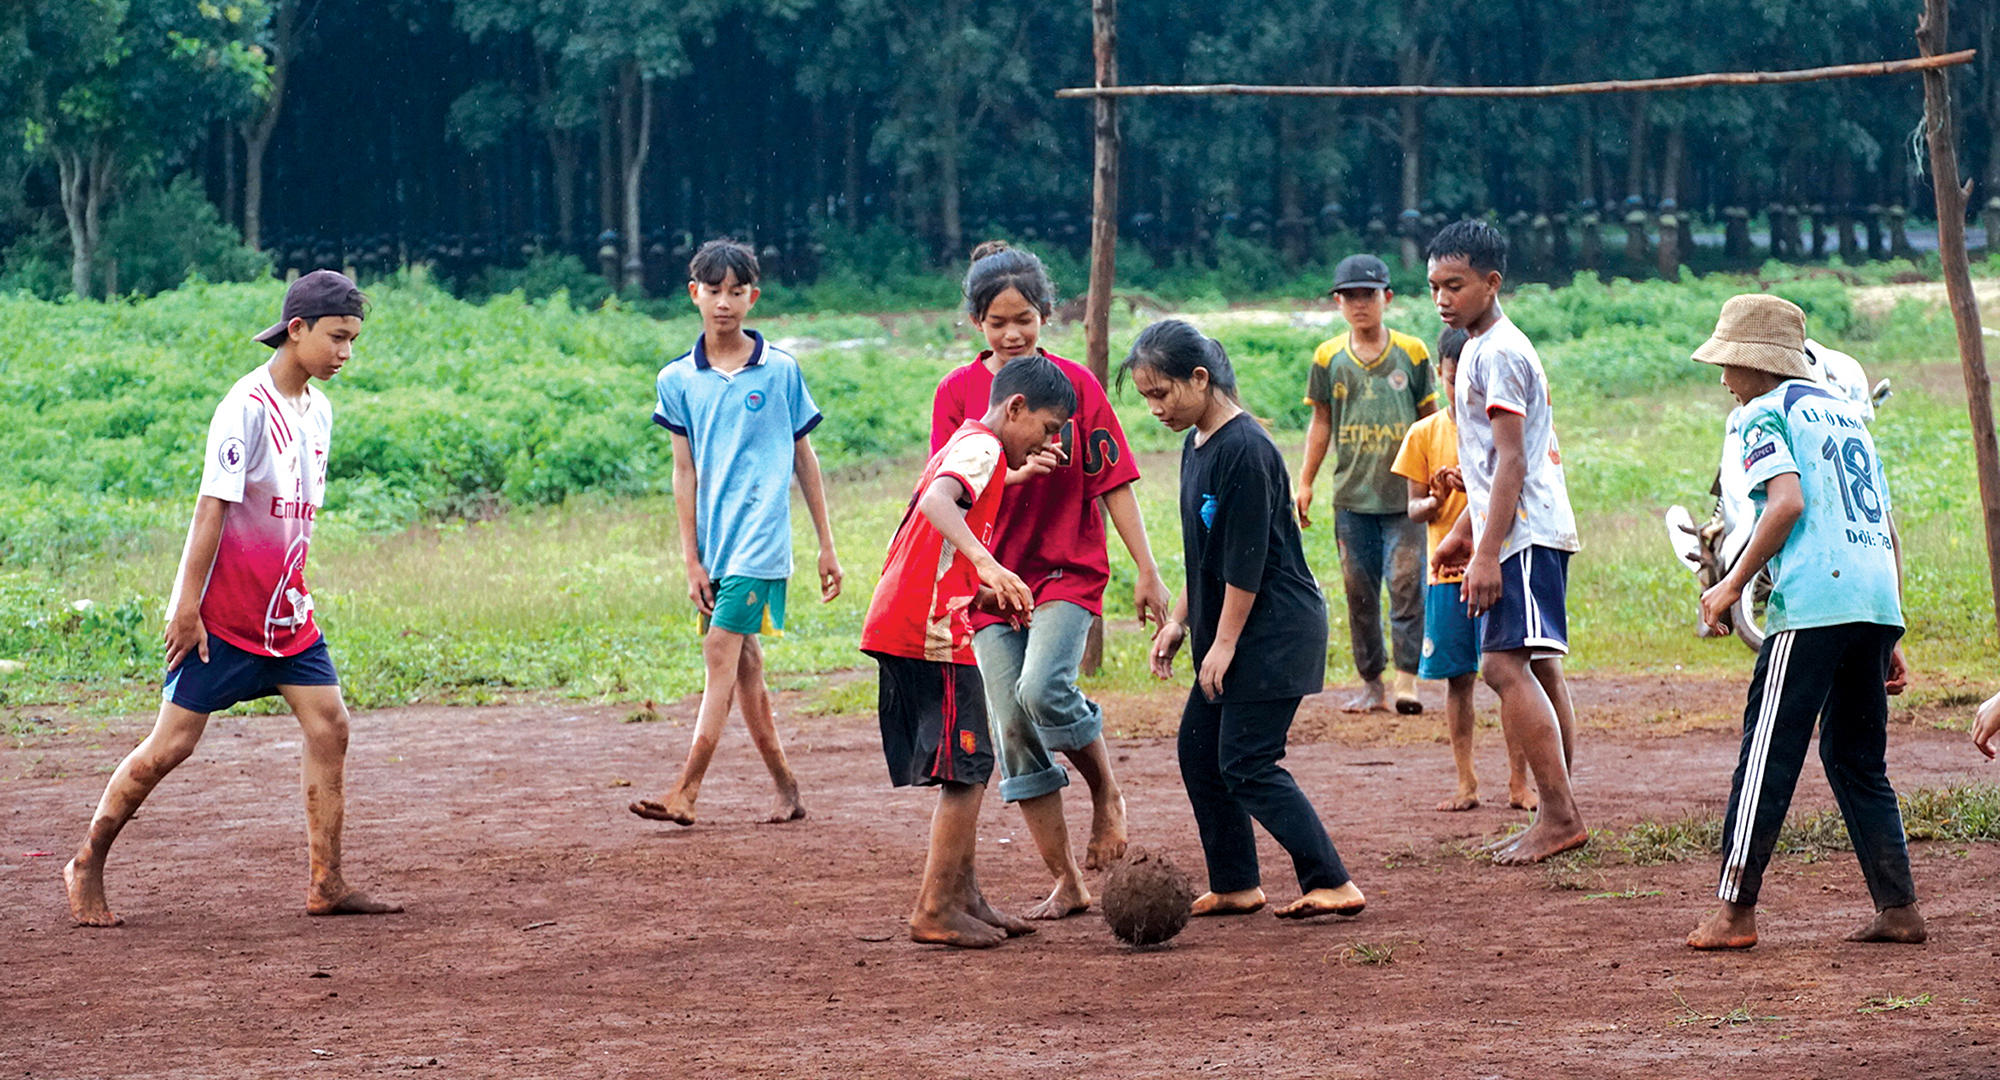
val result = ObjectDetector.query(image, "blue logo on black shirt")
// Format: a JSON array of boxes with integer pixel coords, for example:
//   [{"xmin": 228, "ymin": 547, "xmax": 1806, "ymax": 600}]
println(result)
[{"xmin": 1200, "ymin": 493, "xmax": 1217, "ymax": 528}]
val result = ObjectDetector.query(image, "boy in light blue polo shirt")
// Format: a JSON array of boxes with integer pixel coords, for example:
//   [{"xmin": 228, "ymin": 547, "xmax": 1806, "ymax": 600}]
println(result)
[
  {"xmin": 1684, "ymin": 294, "xmax": 1921, "ymax": 951},
  {"xmin": 630, "ymin": 239, "xmax": 843, "ymax": 827}
]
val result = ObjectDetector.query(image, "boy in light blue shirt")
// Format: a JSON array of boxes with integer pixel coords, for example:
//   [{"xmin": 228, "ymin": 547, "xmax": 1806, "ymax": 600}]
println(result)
[
  {"xmin": 630, "ymin": 239, "xmax": 842, "ymax": 827},
  {"xmin": 1684, "ymin": 294, "xmax": 1921, "ymax": 951}
]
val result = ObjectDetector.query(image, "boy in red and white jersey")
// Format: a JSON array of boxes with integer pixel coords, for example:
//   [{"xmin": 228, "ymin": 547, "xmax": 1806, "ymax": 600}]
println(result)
[
  {"xmin": 861, "ymin": 354, "xmax": 1074, "ymax": 948},
  {"xmin": 65, "ymin": 270, "xmax": 401, "ymax": 926}
]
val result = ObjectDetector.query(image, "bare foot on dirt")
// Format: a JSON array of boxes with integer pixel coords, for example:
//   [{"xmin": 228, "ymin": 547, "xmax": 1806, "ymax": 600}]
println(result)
[
  {"xmin": 763, "ymin": 797, "xmax": 807, "ymax": 824},
  {"xmin": 64, "ymin": 858, "xmax": 122, "ymax": 928},
  {"xmin": 1844, "ymin": 904, "xmax": 1927, "ymax": 944},
  {"xmin": 1083, "ymin": 792, "xmax": 1128, "ymax": 870},
  {"xmin": 1191, "ymin": 888, "xmax": 1266, "ymax": 916},
  {"xmin": 1273, "ymin": 883, "xmax": 1365, "ymax": 919},
  {"xmin": 1508, "ymin": 786, "xmax": 1539, "ymax": 812},
  {"xmin": 1340, "ymin": 681, "xmax": 1389, "ymax": 714},
  {"xmin": 967, "ymin": 893, "xmax": 1037, "ymax": 938},
  {"xmin": 1490, "ymin": 823, "xmax": 1588, "ymax": 865},
  {"xmin": 909, "ymin": 908, "xmax": 1007, "ymax": 948},
  {"xmin": 629, "ymin": 795, "xmax": 695, "ymax": 825},
  {"xmin": 1686, "ymin": 902, "xmax": 1757, "ymax": 949},
  {"xmin": 307, "ymin": 886, "xmax": 404, "ymax": 916},
  {"xmin": 1434, "ymin": 790, "xmax": 1479, "ymax": 812},
  {"xmin": 1025, "ymin": 879, "xmax": 1091, "ymax": 920}
]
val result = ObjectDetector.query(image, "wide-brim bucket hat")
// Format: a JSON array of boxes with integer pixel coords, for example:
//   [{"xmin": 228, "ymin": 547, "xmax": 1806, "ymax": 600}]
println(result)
[{"xmin": 1691, "ymin": 294, "xmax": 1814, "ymax": 380}]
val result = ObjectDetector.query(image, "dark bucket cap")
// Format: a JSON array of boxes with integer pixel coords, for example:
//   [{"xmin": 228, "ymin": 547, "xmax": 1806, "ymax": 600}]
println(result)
[{"xmin": 255, "ymin": 269, "xmax": 367, "ymax": 347}]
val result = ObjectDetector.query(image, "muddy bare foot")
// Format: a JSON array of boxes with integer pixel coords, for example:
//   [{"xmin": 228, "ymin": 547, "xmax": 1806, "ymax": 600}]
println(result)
[
  {"xmin": 64, "ymin": 858, "xmax": 122, "ymax": 928},
  {"xmin": 1191, "ymin": 888, "xmax": 1266, "ymax": 916},
  {"xmin": 1025, "ymin": 879, "xmax": 1091, "ymax": 920},
  {"xmin": 1434, "ymin": 791, "xmax": 1479, "ymax": 812},
  {"xmin": 1340, "ymin": 682, "xmax": 1389, "ymax": 714},
  {"xmin": 1273, "ymin": 883, "xmax": 1365, "ymax": 919},
  {"xmin": 967, "ymin": 893, "xmax": 1037, "ymax": 938},
  {"xmin": 1490, "ymin": 822, "xmax": 1588, "ymax": 865},
  {"xmin": 307, "ymin": 887, "xmax": 405, "ymax": 916},
  {"xmin": 909, "ymin": 908, "xmax": 1007, "ymax": 948},
  {"xmin": 1083, "ymin": 792, "xmax": 1128, "ymax": 870},
  {"xmin": 629, "ymin": 795, "xmax": 696, "ymax": 825},
  {"xmin": 762, "ymin": 797, "xmax": 807, "ymax": 824},
  {"xmin": 1687, "ymin": 902, "xmax": 1757, "ymax": 949},
  {"xmin": 1844, "ymin": 904, "xmax": 1927, "ymax": 944}
]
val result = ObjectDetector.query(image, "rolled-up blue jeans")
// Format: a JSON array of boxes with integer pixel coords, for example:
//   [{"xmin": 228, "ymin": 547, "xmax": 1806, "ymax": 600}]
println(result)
[{"xmin": 971, "ymin": 600, "xmax": 1103, "ymax": 803}]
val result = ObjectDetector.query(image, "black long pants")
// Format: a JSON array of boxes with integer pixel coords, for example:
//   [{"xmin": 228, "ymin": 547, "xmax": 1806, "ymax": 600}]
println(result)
[
  {"xmin": 1178, "ymin": 689, "xmax": 1349, "ymax": 895},
  {"xmin": 1715, "ymin": 622, "xmax": 1916, "ymax": 910}
]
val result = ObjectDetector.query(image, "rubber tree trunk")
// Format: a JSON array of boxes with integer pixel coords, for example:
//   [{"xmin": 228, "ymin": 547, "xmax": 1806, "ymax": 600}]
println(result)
[
  {"xmin": 57, "ymin": 142, "xmax": 114, "ymax": 299},
  {"xmin": 618, "ymin": 65, "xmax": 653, "ymax": 295},
  {"xmin": 240, "ymin": 0, "xmax": 298, "ymax": 252},
  {"xmin": 1081, "ymin": 0, "xmax": 1121, "ymax": 675}
]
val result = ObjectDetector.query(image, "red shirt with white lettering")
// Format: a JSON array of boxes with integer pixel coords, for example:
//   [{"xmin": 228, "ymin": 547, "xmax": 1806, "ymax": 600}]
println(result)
[
  {"xmin": 179, "ymin": 364, "xmax": 331, "ymax": 657},
  {"xmin": 861, "ymin": 421, "xmax": 1008, "ymax": 664},
  {"xmin": 929, "ymin": 351, "xmax": 1141, "ymax": 629}
]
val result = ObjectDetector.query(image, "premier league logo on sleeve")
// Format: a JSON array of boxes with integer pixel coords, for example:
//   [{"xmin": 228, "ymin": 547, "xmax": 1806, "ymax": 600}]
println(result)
[{"xmin": 219, "ymin": 437, "xmax": 246, "ymax": 474}]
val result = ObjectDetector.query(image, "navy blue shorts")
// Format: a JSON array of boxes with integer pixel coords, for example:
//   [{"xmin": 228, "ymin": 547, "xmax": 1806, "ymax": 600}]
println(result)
[
  {"xmin": 1480, "ymin": 547, "xmax": 1571, "ymax": 657},
  {"xmin": 163, "ymin": 633, "xmax": 340, "ymax": 715}
]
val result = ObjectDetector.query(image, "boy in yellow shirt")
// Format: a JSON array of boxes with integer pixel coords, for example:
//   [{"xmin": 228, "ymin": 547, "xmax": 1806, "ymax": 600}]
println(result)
[{"xmin": 1391, "ymin": 328, "xmax": 1530, "ymax": 812}]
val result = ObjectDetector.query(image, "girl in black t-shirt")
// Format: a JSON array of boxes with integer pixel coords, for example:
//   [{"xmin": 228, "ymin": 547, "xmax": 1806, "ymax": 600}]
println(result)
[{"xmin": 1124, "ymin": 319, "xmax": 1364, "ymax": 921}]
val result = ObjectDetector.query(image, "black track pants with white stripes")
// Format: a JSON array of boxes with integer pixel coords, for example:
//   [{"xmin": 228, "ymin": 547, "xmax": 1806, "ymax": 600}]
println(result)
[{"xmin": 1714, "ymin": 622, "xmax": 1917, "ymax": 910}]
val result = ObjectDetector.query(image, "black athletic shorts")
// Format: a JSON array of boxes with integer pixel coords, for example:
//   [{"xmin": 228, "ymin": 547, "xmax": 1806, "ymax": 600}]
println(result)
[{"xmin": 867, "ymin": 651, "xmax": 993, "ymax": 787}]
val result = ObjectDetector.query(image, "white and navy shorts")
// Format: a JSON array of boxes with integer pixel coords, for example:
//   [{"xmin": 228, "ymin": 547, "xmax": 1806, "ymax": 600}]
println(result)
[{"xmin": 1479, "ymin": 546, "xmax": 1570, "ymax": 657}]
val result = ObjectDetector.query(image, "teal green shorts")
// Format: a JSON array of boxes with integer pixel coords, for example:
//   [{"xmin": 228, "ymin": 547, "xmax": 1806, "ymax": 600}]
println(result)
[{"xmin": 701, "ymin": 576, "xmax": 787, "ymax": 636}]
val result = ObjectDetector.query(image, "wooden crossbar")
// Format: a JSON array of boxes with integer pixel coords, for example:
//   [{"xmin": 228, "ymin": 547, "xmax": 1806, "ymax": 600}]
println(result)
[{"xmin": 1055, "ymin": 50, "xmax": 1975, "ymax": 100}]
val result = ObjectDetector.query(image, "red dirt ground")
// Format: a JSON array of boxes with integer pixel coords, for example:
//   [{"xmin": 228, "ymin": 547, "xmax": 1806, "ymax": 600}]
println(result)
[{"xmin": 5, "ymin": 674, "xmax": 1997, "ymax": 1079}]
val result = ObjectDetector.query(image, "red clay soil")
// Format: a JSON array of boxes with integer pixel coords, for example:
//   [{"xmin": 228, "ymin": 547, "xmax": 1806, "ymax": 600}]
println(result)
[{"xmin": 4, "ymin": 674, "xmax": 1997, "ymax": 1079}]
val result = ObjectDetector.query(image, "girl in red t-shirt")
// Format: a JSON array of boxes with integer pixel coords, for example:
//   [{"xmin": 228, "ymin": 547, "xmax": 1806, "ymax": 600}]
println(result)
[{"xmin": 930, "ymin": 241, "xmax": 1172, "ymax": 919}]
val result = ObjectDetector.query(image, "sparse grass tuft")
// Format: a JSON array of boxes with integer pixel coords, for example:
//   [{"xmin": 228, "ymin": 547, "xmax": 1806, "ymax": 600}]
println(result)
[
  {"xmin": 1857, "ymin": 993, "xmax": 1932, "ymax": 1014},
  {"xmin": 1672, "ymin": 990, "xmax": 1782, "ymax": 1028},
  {"xmin": 1336, "ymin": 940, "xmax": 1417, "ymax": 966}
]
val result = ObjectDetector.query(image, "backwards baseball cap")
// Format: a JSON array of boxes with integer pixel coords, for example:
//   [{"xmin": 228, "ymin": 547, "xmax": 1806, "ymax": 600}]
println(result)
[
  {"xmin": 1329, "ymin": 254, "xmax": 1392, "ymax": 294},
  {"xmin": 254, "ymin": 269, "xmax": 367, "ymax": 348}
]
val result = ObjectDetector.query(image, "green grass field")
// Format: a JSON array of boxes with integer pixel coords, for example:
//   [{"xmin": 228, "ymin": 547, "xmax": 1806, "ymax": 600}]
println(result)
[{"xmin": 2, "ymin": 267, "xmax": 1994, "ymax": 720}]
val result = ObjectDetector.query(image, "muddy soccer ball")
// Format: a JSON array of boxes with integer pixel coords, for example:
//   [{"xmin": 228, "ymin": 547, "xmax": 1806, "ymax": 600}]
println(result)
[{"xmin": 1100, "ymin": 847, "xmax": 1194, "ymax": 946}]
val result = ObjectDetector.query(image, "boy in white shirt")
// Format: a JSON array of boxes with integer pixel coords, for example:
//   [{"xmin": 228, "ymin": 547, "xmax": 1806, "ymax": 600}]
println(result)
[{"xmin": 65, "ymin": 271, "xmax": 401, "ymax": 926}]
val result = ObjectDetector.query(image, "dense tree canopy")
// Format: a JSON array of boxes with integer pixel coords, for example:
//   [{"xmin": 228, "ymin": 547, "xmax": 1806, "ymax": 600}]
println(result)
[{"xmin": 0, "ymin": 0, "xmax": 1991, "ymax": 296}]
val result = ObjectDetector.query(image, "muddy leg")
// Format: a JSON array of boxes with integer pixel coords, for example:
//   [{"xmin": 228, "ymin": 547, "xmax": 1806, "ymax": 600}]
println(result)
[
  {"xmin": 1016, "ymin": 791, "xmax": 1090, "ymax": 918},
  {"xmin": 631, "ymin": 628, "xmax": 743, "ymax": 825},
  {"xmin": 1532, "ymin": 656, "xmax": 1577, "ymax": 770},
  {"xmin": 65, "ymin": 702, "xmax": 211, "ymax": 927},
  {"xmin": 910, "ymin": 782, "xmax": 1006, "ymax": 948},
  {"xmin": 288, "ymin": 684, "xmax": 400, "ymax": 916},
  {"xmin": 1061, "ymin": 738, "xmax": 1127, "ymax": 869},
  {"xmin": 1435, "ymin": 673, "xmax": 1479, "ymax": 812},
  {"xmin": 1483, "ymin": 650, "xmax": 1586, "ymax": 865},
  {"xmin": 734, "ymin": 636, "xmax": 805, "ymax": 823}
]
